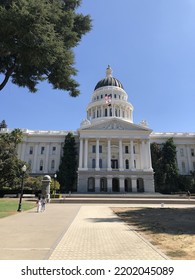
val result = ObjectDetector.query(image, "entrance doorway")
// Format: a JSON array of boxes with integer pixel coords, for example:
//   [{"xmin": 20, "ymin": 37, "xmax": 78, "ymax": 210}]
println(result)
[
  {"xmin": 137, "ymin": 178, "xmax": 144, "ymax": 192},
  {"xmin": 125, "ymin": 178, "xmax": 132, "ymax": 192},
  {"xmin": 112, "ymin": 178, "xmax": 120, "ymax": 192}
]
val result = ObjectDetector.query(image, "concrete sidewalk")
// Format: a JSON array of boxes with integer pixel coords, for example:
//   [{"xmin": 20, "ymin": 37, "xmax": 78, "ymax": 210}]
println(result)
[
  {"xmin": 0, "ymin": 202, "xmax": 170, "ymax": 260},
  {"xmin": 0, "ymin": 204, "xmax": 81, "ymax": 260}
]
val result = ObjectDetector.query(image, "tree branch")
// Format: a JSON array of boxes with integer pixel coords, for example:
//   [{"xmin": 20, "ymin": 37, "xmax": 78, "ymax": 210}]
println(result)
[{"xmin": 0, "ymin": 65, "xmax": 16, "ymax": 91}]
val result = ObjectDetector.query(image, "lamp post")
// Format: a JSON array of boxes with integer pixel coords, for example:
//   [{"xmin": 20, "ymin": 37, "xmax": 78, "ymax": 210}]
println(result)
[
  {"xmin": 54, "ymin": 173, "xmax": 57, "ymax": 198},
  {"xmin": 17, "ymin": 165, "xmax": 27, "ymax": 212}
]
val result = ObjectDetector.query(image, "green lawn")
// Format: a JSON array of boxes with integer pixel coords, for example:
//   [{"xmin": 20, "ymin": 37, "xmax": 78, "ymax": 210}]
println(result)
[{"xmin": 0, "ymin": 199, "xmax": 35, "ymax": 218}]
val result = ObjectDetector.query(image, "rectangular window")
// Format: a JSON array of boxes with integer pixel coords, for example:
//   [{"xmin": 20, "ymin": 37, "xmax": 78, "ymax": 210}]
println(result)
[
  {"xmin": 180, "ymin": 148, "xmax": 184, "ymax": 157},
  {"xmin": 99, "ymin": 145, "xmax": 102, "ymax": 153},
  {"xmin": 41, "ymin": 147, "xmax": 45, "ymax": 154},
  {"xmin": 125, "ymin": 159, "xmax": 129, "ymax": 169},
  {"xmin": 182, "ymin": 162, "xmax": 186, "ymax": 174},
  {"xmin": 125, "ymin": 146, "xmax": 129, "ymax": 154},
  {"xmin": 40, "ymin": 160, "xmax": 43, "ymax": 171},
  {"xmin": 92, "ymin": 145, "xmax": 96, "ymax": 153},
  {"xmin": 52, "ymin": 146, "xmax": 56, "ymax": 155},
  {"xmin": 191, "ymin": 149, "xmax": 195, "ymax": 157},
  {"xmin": 29, "ymin": 146, "xmax": 33, "ymax": 155},
  {"xmin": 92, "ymin": 159, "xmax": 95, "ymax": 168},
  {"xmin": 51, "ymin": 160, "xmax": 55, "ymax": 170}
]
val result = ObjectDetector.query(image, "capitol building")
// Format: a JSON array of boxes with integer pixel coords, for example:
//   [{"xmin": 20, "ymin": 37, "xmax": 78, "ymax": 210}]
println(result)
[{"xmin": 2, "ymin": 66, "xmax": 195, "ymax": 193}]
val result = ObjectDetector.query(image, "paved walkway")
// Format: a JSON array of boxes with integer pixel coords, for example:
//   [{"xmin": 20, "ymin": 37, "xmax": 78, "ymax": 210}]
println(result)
[
  {"xmin": 49, "ymin": 205, "xmax": 167, "ymax": 260},
  {"xmin": 0, "ymin": 202, "xmax": 170, "ymax": 260}
]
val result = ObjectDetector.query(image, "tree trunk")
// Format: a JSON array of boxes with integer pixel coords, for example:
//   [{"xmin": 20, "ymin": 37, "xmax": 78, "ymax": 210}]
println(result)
[{"xmin": 0, "ymin": 65, "xmax": 16, "ymax": 91}]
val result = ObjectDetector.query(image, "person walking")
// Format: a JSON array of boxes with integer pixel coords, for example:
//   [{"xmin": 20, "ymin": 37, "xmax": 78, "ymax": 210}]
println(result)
[
  {"xmin": 187, "ymin": 190, "xmax": 191, "ymax": 200},
  {"xmin": 36, "ymin": 197, "xmax": 42, "ymax": 213},
  {"xmin": 41, "ymin": 196, "xmax": 46, "ymax": 212}
]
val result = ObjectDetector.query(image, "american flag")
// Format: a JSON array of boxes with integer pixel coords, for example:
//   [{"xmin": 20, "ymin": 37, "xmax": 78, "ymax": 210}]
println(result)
[{"xmin": 104, "ymin": 94, "xmax": 112, "ymax": 106}]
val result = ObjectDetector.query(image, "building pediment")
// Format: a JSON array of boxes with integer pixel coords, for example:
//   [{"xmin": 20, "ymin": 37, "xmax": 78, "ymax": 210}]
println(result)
[{"xmin": 79, "ymin": 118, "xmax": 152, "ymax": 133}]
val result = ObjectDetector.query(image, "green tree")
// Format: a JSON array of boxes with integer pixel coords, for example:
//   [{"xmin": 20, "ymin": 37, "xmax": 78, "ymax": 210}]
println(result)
[
  {"xmin": 50, "ymin": 178, "xmax": 60, "ymax": 195},
  {"xmin": 162, "ymin": 138, "xmax": 178, "ymax": 191},
  {"xmin": 24, "ymin": 176, "xmax": 42, "ymax": 192},
  {"xmin": 0, "ymin": 129, "xmax": 25, "ymax": 188},
  {"xmin": 57, "ymin": 132, "xmax": 77, "ymax": 193},
  {"xmin": 0, "ymin": 120, "xmax": 7, "ymax": 130},
  {"xmin": 0, "ymin": 0, "xmax": 91, "ymax": 96},
  {"xmin": 151, "ymin": 138, "xmax": 178, "ymax": 193},
  {"xmin": 151, "ymin": 142, "xmax": 165, "ymax": 191}
]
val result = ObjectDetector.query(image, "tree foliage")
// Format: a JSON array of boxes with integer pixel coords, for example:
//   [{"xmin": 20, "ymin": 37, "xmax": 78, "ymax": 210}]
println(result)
[
  {"xmin": 0, "ymin": 129, "xmax": 25, "ymax": 188},
  {"xmin": 0, "ymin": 0, "xmax": 91, "ymax": 96},
  {"xmin": 0, "ymin": 119, "xmax": 7, "ymax": 129},
  {"xmin": 57, "ymin": 132, "xmax": 77, "ymax": 193},
  {"xmin": 151, "ymin": 138, "xmax": 178, "ymax": 193}
]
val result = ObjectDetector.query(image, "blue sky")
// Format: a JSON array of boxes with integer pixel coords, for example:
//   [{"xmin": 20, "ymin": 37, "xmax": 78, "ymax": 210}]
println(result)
[{"xmin": 1, "ymin": 0, "xmax": 195, "ymax": 132}]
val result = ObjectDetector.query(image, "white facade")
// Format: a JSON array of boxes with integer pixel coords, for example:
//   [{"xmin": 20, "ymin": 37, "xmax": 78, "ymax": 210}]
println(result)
[{"xmin": 1, "ymin": 66, "xmax": 195, "ymax": 193}]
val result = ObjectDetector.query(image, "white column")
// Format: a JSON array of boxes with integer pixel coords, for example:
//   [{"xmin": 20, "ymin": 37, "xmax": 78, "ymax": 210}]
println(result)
[
  {"xmin": 119, "ymin": 176, "xmax": 125, "ymax": 193},
  {"xmin": 147, "ymin": 140, "xmax": 153, "ymax": 170},
  {"xmin": 187, "ymin": 146, "xmax": 193, "ymax": 172},
  {"xmin": 130, "ymin": 140, "xmax": 134, "ymax": 169},
  {"xmin": 131, "ymin": 176, "xmax": 137, "ymax": 193},
  {"xmin": 95, "ymin": 176, "xmax": 100, "ymax": 192},
  {"xmin": 79, "ymin": 138, "xmax": 83, "ymax": 169},
  {"xmin": 107, "ymin": 139, "xmax": 111, "ymax": 170},
  {"xmin": 84, "ymin": 138, "xmax": 88, "ymax": 169},
  {"xmin": 119, "ymin": 139, "xmax": 124, "ymax": 170},
  {"xmin": 96, "ymin": 139, "xmax": 100, "ymax": 170},
  {"xmin": 44, "ymin": 144, "xmax": 50, "ymax": 173},
  {"xmin": 95, "ymin": 106, "xmax": 98, "ymax": 118},
  {"xmin": 107, "ymin": 176, "xmax": 112, "ymax": 192},
  {"xmin": 32, "ymin": 144, "xmax": 38, "ymax": 173},
  {"xmin": 20, "ymin": 143, "xmax": 26, "ymax": 161},
  {"xmin": 141, "ymin": 140, "xmax": 146, "ymax": 169}
]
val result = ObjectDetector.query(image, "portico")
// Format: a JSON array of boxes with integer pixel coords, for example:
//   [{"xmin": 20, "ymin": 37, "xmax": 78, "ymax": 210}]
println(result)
[{"xmin": 78, "ymin": 121, "xmax": 154, "ymax": 193}]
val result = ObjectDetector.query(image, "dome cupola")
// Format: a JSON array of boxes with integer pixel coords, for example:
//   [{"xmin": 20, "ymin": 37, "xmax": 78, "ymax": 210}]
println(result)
[
  {"xmin": 84, "ymin": 66, "xmax": 134, "ymax": 126},
  {"xmin": 94, "ymin": 65, "xmax": 124, "ymax": 90}
]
